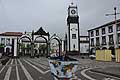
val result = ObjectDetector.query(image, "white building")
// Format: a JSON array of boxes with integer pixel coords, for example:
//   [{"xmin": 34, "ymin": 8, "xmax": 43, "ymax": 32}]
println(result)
[
  {"xmin": 88, "ymin": 19, "xmax": 120, "ymax": 55},
  {"xmin": 0, "ymin": 32, "xmax": 23, "ymax": 57},
  {"xmin": 80, "ymin": 36, "xmax": 89, "ymax": 56},
  {"xmin": 0, "ymin": 27, "xmax": 50, "ymax": 57}
]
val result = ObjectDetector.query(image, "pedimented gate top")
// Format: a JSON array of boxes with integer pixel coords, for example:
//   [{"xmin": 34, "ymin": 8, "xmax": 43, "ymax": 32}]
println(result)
[{"xmin": 33, "ymin": 27, "xmax": 49, "ymax": 36}]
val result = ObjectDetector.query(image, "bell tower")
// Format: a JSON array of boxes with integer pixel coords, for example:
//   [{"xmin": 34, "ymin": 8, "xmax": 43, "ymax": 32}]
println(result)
[{"xmin": 67, "ymin": 2, "xmax": 80, "ymax": 55}]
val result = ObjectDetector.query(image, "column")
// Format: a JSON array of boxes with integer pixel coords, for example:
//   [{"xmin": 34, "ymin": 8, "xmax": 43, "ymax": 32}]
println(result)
[{"xmin": 14, "ymin": 39, "xmax": 17, "ymax": 57}]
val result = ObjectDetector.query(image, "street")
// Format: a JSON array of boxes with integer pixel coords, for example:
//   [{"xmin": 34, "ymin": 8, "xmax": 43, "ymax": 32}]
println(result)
[
  {"xmin": 0, "ymin": 57, "xmax": 120, "ymax": 80},
  {"xmin": 0, "ymin": 57, "xmax": 53, "ymax": 80}
]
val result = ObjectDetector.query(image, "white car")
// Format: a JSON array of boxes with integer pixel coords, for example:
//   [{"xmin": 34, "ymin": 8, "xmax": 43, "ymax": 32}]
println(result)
[
  {"xmin": 111, "ymin": 55, "xmax": 115, "ymax": 59},
  {"xmin": 89, "ymin": 55, "xmax": 96, "ymax": 59}
]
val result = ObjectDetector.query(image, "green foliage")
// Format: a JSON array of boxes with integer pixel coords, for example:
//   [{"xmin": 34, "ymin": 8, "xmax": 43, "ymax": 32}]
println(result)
[
  {"xmin": 39, "ymin": 44, "xmax": 47, "ymax": 49},
  {"xmin": 0, "ymin": 44, "xmax": 5, "ymax": 47},
  {"xmin": 26, "ymin": 44, "xmax": 31, "ymax": 48},
  {"xmin": 20, "ymin": 43, "xmax": 25, "ymax": 48}
]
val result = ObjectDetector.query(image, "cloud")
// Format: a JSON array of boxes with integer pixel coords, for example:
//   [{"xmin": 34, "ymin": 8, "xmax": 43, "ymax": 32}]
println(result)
[{"xmin": 0, "ymin": 0, "xmax": 120, "ymax": 37}]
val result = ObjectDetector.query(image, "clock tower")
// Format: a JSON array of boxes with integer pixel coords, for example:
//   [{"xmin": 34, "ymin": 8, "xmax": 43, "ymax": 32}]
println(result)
[{"xmin": 67, "ymin": 3, "xmax": 80, "ymax": 55}]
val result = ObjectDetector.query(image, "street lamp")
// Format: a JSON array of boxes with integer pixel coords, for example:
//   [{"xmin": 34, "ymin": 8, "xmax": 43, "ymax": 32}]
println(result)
[{"xmin": 106, "ymin": 7, "xmax": 120, "ymax": 48}]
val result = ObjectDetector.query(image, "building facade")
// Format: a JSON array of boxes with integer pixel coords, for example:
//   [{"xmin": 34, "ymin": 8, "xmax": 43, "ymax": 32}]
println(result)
[
  {"xmin": 0, "ymin": 27, "xmax": 50, "ymax": 57},
  {"xmin": 88, "ymin": 19, "xmax": 120, "ymax": 55},
  {"xmin": 0, "ymin": 32, "xmax": 23, "ymax": 57},
  {"xmin": 80, "ymin": 36, "xmax": 89, "ymax": 56}
]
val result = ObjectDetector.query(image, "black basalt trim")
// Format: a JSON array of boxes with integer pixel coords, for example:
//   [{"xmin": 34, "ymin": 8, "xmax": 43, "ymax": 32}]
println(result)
[{"xmin": 67, "ymin": 16, "xmax": 79, "ymax": 24}]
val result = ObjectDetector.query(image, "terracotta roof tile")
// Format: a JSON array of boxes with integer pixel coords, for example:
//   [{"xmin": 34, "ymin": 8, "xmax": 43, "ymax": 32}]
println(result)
[{"xmin": 0, "ymin": 32, "xmax": 23, "ymax": 36}]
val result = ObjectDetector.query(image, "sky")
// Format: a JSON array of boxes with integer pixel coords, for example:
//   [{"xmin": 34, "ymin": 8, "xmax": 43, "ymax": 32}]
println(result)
[{"xmin": 0, "ymin": 0, "xmax": 120, "ymax": 38}]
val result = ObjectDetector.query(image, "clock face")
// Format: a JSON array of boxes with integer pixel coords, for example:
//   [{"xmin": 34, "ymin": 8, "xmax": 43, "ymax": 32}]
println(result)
[{"xmin": 71, "ymin": 9, "xmax": 76, "ymax": 14}]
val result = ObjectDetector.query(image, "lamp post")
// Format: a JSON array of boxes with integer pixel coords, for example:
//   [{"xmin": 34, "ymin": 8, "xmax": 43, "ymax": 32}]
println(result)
[{"xmin": 106, "ymin": 7, "xmax": 120, "ymax": 48}]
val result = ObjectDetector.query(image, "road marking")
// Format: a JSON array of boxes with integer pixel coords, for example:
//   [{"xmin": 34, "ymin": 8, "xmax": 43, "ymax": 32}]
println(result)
[
  {"xmin": 0, "ymin": 59, "xmax": 11, "ymax": 74},
  {"xmin": 4, "ymin": 59, "xmax": 13, "ymax": 80},
  {"xmin": 15, "ymin": 59, "xmax": 20, "ymax": 80},
  {"xmin": 18, "ymin": 59, "xmax": 33, "ymax": 80},
  {"xmin": 27, "ymin": 59, "xmax": 48, "ymax": 69},
  {"xmin": 23, "ymin": 59, "xmax": 50, "ymax": 74},
  {"xmin": 89, "ymin": 70, "xmax": 120, "ymax": 80},
  {"xmin": 103, "ymin": 78, "xmax": 115, "ymax": 80},
  {"xmin": 81, "ymin": 68, "xmax": 96, "ymax": 80}
]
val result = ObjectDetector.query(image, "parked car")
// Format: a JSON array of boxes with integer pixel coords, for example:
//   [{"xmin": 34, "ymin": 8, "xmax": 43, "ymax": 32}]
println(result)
[
  {"xmin": 112, "ymin": 55, "xmax": 115, "ymax": 59},
  {"xmin": 89, "ymin": 55, "xmax": 96, "ymax": 60}
]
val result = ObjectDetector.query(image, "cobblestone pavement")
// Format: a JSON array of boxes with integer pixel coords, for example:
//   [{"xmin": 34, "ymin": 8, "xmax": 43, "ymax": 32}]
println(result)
[
  {"xmin": 72, "ymin": 56, "xmax": 120, "ymax": 80},
  {"xmin": 0, "ymin": 56, "xmax": 120, "ymax": 80},
  {"xmin": 0, "ymin": 57, "xmax": 53, "ymax": 80}
]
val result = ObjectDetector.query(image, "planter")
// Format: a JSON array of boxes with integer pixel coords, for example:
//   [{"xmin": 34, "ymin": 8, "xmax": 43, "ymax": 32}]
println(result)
[{"xmin": 48, "ymin": 56, "xmax": 78, "ymax": 80}]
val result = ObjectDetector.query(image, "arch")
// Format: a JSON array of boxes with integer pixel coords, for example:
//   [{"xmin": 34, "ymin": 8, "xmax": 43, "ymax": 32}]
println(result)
[
  {"xmin": 102, "ymin": 47, "xmax": 107, "ymax": 50},
  {"xmin": 109, "ymin": 47, "xmax": 115, "ymax": 55},
  {"xmin": 18, "ymin": 35, "xmax": 32, "ymax": 57},
  {"xmin": 5, "ymin": 46, "xmax": 12, "ymax": 53},
  {"xmin": 5, "ymin": 47, "xmax": 11, "ymax": 56},
  {"xmin": 34, "ymin": 35, "xmax": 48, "ymax": 57},
  {"xmin": 34, "ymin": 35, "xmax": 47, "ymax": 43},
  {"xmin": 18, "ymin": 35, "xmax": 32, "ymax": 43},
  {"xmin": 90, "ymin": 48, "xmax": 95, "ymax": 55},
  {"xmin": 49, "ymin": 34, "xmax": 62, "ymax": 56}
]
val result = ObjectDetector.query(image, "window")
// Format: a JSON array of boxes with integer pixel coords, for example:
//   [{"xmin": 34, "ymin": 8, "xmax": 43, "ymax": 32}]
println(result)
[
  {"xmin": 1, "ymin": 38, "xmax": 5, "ymax": 45},
  {"xmin": 102, "ymin": 36, "xmax": 106, "ymax": 45},
  {"xmin": 6, "ymin": 38, "xmax": 10, "ymax": 45},
  {"xmin": 102, "ymin": 28, "xmax": 105, "ymax": 35},
  {"xmin": 72, "ymin": 34, "xmax": 76, "ymax": 39},
  {"xmin": 108, "ymin": 26, "xmax": 113, "ymax": 33},
  {"xmin": 96, "ymin": 37, "xmax": 100, "ymax": 46},
  {"xmin": 118, "ymin": 33, "xmax": 120, "ymax": 44},
  {"xmin": 96, "ymin": 30, "xmax": 99, "ymax": 36},
  {"xmin": 117, "ymin": 23, "xmax": 120, "ymax": 31},
  {"xmin": 91, "ymin": 31, "xmax": 94, "ymax": 37},
  {"xmin": 91, "ymin": 38, "xmax": 94, "ymax": 46},
  {"xmin": 109, "ymin": 35, "xmax": 114, "ymax": 45}
]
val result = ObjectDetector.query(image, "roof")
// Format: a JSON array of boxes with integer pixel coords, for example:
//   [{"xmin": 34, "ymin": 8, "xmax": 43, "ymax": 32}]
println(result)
[
  {"xmin": 34, "ymin": 27, "xmax": 49, "ymax": 36},
  {"xmin": 88, "ymin": 19, "xmax": 120, "ymax": 32},
  {"xmin": 0, "ymin": 32, "xmax": 23, "ymax": 36}
]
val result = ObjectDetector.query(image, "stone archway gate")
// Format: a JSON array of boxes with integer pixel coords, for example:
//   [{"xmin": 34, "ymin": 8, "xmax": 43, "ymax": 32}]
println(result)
[
  {"xmin": 49, "ymin": 34, "xmax": 62, "ymax": 57},
  {"xmin": 18, "ymin": 27, "xmax": 50, "ymax": 57}
]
